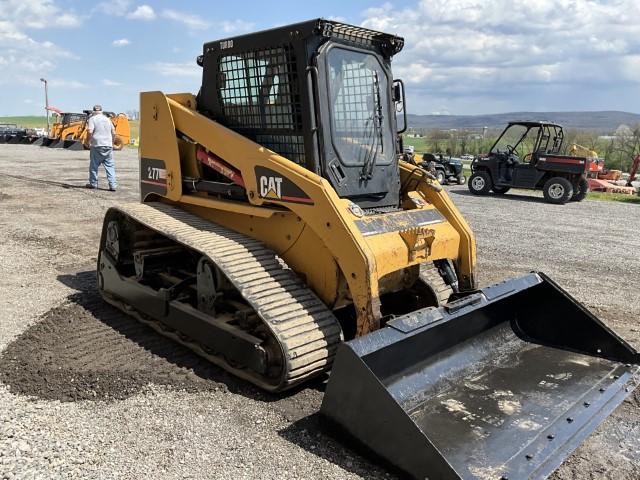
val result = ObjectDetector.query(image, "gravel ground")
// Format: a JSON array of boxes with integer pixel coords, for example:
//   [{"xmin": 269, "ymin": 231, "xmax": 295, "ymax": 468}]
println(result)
[{"xmin": 0, "ymin": 144, "xmax": 639, "ymax": 479}]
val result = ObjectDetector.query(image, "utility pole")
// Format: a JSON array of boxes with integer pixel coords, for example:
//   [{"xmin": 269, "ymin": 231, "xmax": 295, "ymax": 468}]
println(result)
[{"xmin": 40, "ymin": 78, "xmax": 49, "ymax": 133}]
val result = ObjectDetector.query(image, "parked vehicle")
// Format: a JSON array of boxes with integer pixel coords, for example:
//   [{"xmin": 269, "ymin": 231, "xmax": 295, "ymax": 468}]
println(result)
[
  {"xmin": 468, "ymin": 121, "xmax": 590, "ymax": 204},
  {"xmin": 420, "ymin": 152, "xmax": 466, "ymax": 184}
]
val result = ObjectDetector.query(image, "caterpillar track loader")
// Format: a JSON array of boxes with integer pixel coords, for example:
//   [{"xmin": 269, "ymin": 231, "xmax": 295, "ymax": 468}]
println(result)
[{"xmin": 97, "ymin": 19, "xmax": 639, "ymax": 479}]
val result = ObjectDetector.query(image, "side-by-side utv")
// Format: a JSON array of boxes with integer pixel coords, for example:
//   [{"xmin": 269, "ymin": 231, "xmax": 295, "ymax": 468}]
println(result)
[{"xmin": 468, "ymin": 121, "xmax": 591, "ymax": 204}]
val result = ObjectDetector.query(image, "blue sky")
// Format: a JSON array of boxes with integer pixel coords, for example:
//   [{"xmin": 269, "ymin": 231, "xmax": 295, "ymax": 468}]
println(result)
[{"xmin": 1, "ymin": 0, "xmax": 639, "ymax": 117}]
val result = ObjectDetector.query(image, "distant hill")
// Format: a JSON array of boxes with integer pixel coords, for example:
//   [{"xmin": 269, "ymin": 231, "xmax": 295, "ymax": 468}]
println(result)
[
  {"xmin": 5, "ymin": 112, "xmax": 639, "ymax": 134},
  {"xmin": 407, "ymin": 111, "xmax": 640, "ymax": 132}
]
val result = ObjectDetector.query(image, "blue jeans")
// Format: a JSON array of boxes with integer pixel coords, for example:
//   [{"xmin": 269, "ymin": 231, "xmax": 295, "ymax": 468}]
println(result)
[{"xmin": 88, "ymin": 146, "xmax": 117, "ymax": 188}]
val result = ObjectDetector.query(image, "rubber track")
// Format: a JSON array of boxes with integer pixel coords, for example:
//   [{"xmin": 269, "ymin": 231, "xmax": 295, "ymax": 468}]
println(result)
[
  {"xmin": 420, "ymin": 262, "xmax": 454, "ymax": 306},
  {"xmin": 105, "ymin": 202, "xmax": 343, "ymax": 391}
]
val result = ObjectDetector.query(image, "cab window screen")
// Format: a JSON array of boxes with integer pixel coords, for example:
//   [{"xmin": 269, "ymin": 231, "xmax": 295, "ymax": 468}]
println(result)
[{"xmin": 216, "ymin": 46, "xmax": 304, "ymax": 164}]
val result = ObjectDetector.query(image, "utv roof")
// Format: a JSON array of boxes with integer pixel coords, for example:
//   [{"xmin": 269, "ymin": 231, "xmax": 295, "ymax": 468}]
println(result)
[
  {"xmin": 507, "ymin": 121, "xmax": 563, "ymax": 129},
  {"xmin": 202, "ymin": 18, "xmax": 404, "ymax": 56}
]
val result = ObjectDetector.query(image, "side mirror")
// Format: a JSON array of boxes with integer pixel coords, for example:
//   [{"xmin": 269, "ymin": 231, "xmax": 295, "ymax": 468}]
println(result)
[
  {"xmin": 392, "ymin": 83, "xmax": 402, "ymax": 103},
  {"xmin": 393, "ymin": 79, "xmax": 407, "ymax": 134}
]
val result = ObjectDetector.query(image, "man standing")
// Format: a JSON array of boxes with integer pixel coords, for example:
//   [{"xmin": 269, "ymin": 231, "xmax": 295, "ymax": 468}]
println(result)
[{"xmin": 85, "ymin": 105, "xmax": 117, "ymax": 191}]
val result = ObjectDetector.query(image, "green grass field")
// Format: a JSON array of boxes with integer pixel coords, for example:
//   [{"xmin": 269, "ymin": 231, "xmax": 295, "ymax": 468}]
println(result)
[
  {"xmin": 1, "ymin": 116, "xmax": 140, "ymax": 147},
  {"xmin": 403, "ymin": 136, "xmax": 431, "ymax": 152},
  {"xmin": 0, "ymin": 116, "xmax": 49, "ymax": 128},
  {"xmin": 587, "ymin": 191, "xmax": 640, "ymax": 203}
]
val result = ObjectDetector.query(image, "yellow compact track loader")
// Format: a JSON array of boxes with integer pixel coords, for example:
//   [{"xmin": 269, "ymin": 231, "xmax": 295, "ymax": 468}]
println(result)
[{"xmin": 97, "ymin": 20, "xmax": 639, "ymax": 479}]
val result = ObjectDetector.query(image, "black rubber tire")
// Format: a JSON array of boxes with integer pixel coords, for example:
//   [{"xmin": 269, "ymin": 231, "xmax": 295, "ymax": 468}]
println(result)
[
  {"xmin": 492, "ymin": 185, "xmax": 511, "ymax": 194},
  {"xmin": 436, "ymin": 170, "xmax": 446, "ymax": 185},
  {"xmin": 468, "ymin": 171, "xmax": 492, "ymax": 195},
  {"xmin": 543, "ymin": 177, "xmax": 574, "ymax": 204},
  {"xmin": 457, "ymin": 174, "xmax": 466, "ymax": 185},
  {"xmin": 571, "ymin": 177, "xmax": 589, "ymax": 202}
]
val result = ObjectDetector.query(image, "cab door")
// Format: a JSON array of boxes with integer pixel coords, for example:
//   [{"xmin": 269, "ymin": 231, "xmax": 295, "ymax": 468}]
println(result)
[{"xmin": 315, "ymin": 42, "xmax": 400, "ymax": 208}]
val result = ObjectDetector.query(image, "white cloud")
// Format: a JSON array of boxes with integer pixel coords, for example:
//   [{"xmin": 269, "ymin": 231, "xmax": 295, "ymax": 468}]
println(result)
[
  {"xmin": 112, "ymin": 38, "xmax": 130, "ymax": 47},
  {"xmin": 96, "ymin": 0, "xmax": 130, "ymax": 16},
  {"xmin": 147, "ymin": 61, "xmax": 201, "ymax": 78},
  {"xmin": 0, "ymin": 19, "xmax": 76, "ymax": 87},
  {"xmin": 0, "ymin": 0, "xmax": 82, "ymax": 29},
  {"xmin": 48, "ymin": 79, "xmax": 87, "ymax": 89},
  {"xmin": 219, "ymin": 19, "xmax": 254, "ymax": 34},
  {"xmin": 360, "ymin": 0, "xmax": 640, "ymax": 113},
  {"xmin": 102, "ymin": 79, "xmax": 122, "ymax": 87},
  {"xmin": 161, "ymin": 9, "xmax": 209, "ymax": 30},
  {"xmin": 127, "ymin": 5, "xmax": 155, "ymax": 21}
]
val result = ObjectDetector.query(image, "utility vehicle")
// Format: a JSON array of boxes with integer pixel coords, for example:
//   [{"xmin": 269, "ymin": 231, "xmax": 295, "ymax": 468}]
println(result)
[{"xmin": 469, "ymin": 121, "xmax": 590, "ymax": 204}]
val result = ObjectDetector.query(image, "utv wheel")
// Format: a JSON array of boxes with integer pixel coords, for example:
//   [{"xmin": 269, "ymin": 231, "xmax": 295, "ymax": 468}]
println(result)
[
  {"xmin": 571, "ymin": 178, "xmax": 589, "ymax": 202},
  {"xmin": 543, "ymin": 177, "xmax": 573, "ymax": 204},
  {"xmin": 457, "ymin": 174, "xmax": 466, "ymax": 185},
  {"xmin": 468, "ymin": 172, "xmax": 492, "ymax": 195},
  {"xmin": 436, "ymin": 170, "xmax": 446, "ymax": 184},
  {"xmin": 492, "ymin": 186, "xmax": 511, "ymax": 194}
]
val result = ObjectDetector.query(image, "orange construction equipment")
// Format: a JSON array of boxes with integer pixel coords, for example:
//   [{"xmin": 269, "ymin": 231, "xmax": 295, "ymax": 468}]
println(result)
[
  {"xmin": 627, "ymin": 154, "xmax": 640, "ymax": 187},
  {"xmin": 570, "ymin": 143, "xmax": 603, "ymax": 175},
  {"xmin": 588, "ymin": 178, "xmax": 636, "ymax": 194},
  {"xmin": 38, "ymin": 110, "xmax": 130, "ymax": 150},
  {"xmin": 598, "ymin": 169, "xmax": 623, "ymax": 181}
]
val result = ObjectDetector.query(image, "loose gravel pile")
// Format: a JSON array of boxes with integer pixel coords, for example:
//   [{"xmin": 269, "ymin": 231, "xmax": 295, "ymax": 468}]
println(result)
[{"xmin": 0, "ymin": 144, "xmax": 639, "ymax": 479}]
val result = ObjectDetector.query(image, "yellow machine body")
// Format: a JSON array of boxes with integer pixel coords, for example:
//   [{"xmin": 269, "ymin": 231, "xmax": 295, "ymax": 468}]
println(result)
[{"xmin": 138, "ymin": 92, "xmax": 476, "ymax": 335}]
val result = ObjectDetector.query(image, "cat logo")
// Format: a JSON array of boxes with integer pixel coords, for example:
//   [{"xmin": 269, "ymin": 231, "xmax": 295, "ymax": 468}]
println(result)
[
  {"xmin": 259, "ymin": 175, "xmax": 283, "ymax": 199},
  {"xmin": 254, "ymin": 166, "xmax": 313, "ymax": 205}
]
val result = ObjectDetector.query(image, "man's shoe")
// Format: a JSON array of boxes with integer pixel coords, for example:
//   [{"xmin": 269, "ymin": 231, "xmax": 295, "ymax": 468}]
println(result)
[
  {"xmin": 109, "ymin": 185, "xmax": 117, "ymax": 192},
  {"xmin": 85, "ymin": 183, "xmax": 97, "ymax": 189}
]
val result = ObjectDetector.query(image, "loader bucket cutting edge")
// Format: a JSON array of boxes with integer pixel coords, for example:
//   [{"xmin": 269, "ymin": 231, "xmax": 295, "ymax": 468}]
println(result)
[
  {"xmin": 321, "ymin": 272, "xmax": 639, "ymax": 480},
  {"xmin": 63, "ymin": 140, "xmax": 85, "ymax": 150}
]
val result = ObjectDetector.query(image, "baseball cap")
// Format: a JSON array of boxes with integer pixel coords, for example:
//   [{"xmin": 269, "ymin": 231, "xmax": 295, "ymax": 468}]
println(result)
[{"xmin": 93, "ymin": 104, "xmax": 103, "ymax": 112}]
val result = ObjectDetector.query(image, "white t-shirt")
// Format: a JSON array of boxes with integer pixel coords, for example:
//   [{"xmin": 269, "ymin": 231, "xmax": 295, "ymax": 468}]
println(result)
[{"xmin": 87, "ymin": 113, "xmax": 115, "ymax": 147}]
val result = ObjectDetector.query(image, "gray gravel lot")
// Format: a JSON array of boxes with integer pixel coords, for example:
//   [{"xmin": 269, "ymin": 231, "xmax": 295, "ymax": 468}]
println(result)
[{"xmin": 0, "ymin": 144, "xmax": 638, "ymax": 479}]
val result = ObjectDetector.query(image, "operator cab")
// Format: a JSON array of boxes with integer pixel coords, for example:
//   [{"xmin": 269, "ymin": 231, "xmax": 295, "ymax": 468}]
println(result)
[{"xmin": 196, "ymin": 19, "xmax": 406, "ymax": 209}]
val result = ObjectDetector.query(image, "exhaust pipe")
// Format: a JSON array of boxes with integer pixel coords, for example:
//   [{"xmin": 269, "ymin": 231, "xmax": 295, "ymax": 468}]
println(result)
[{"xmin": 321, "ymin": 272, "xmax": 638, "ymax": 479}]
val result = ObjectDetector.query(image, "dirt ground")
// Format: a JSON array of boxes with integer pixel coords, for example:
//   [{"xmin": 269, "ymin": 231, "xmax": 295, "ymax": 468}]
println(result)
[{"xmin": 0, "ymin": 144, "xmax": 638, "ymax": 479}]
